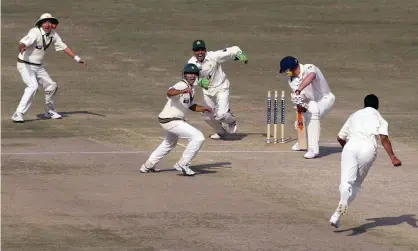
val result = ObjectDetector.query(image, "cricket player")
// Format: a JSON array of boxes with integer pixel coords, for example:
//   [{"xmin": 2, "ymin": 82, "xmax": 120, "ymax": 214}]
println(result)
[
  {"xmin": 279, "ymin": 56, "xmax": 336, "ymax": 159},
  {"xmin": 11, "ymin": 13, "xmax": 87, "ymax": 123},
  {"xmin": 188, "ymin": 40, "xmax": 248, "ymax": 140},
  {"xmin": 140, "ymin": 63, "xmax": 212, "ymax": 176},
  {"xmin": 329, "ymin": 94, "xmax": 402, "ymax": 228}
]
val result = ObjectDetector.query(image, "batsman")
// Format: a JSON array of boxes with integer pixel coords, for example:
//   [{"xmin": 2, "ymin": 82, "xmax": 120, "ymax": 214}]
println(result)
[
  {"xmin": 279, "ymin": 56, "xmax": 336, "ymax": 159},
  {"xmin": 187, "ymin": 40, "xmax": 248, "ymax": 140}
]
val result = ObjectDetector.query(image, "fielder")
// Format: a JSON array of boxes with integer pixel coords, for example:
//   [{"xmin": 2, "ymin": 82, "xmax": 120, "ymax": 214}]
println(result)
[
  {"xmin": 188, "ymin": 40, "xmax": 248, "ymax": 140},
  {"xmin": 11, "ymin": 13, "xmax": 87, "ymax": 123},
  {"xmin": 279, "ymin": 56, "xmax": 336, "ymax": 159},
  {"xmin": 329, "ymin": 94, "xmax": 402, "ymax": 228},
  {"xmin": 140, "ymin": 63, "xmax": 212, "ymax": 176}
]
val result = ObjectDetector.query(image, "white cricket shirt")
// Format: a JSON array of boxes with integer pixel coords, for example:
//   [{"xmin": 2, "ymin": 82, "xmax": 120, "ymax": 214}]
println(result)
[
  {"xmin": 288, "ymin": 63, "xmax": 332, "ymax": 102},
  {"xmin": 158, "ymin": 80, "xmax": 196, "ymax": 120},
  {"xmin": 188, "ymin": 46, "xmax": 242, "ymax": 89},
  {"xmin": 18, "ymin": 27, "xmax": 68, "ymax": 65},
  {"xmin": 338, "ymin": 107, "xmax": 389, "ymax": 147}
]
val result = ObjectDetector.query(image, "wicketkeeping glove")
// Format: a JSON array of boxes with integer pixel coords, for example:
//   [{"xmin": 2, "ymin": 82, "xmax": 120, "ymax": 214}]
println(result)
[
  {"xmin": 197, "ymin": 78, "xmax": 210, "ymax": 90},
  {"xmin": 234, "ymin": 51, "xmax": 248, "ymax": 64}
]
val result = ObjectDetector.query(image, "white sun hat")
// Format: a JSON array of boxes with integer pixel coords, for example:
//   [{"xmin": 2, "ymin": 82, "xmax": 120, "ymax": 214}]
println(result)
[{"xmin": 35, "ymin": 13, "xmax": 59, "ymax": 27}]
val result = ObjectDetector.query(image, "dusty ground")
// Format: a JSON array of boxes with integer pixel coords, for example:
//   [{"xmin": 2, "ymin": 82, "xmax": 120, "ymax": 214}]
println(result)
[{"xmin": 2, "ymin": 0, "xmax": 418, "ymax": 250}]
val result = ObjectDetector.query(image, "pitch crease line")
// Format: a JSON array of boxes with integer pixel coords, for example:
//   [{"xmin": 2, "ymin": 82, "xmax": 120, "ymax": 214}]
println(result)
[{"xmin": 2, "ymin": 150, "xmax": 299, "ymax": 155}]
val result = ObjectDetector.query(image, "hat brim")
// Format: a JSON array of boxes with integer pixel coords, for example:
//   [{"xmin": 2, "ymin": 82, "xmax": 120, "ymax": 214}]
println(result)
[
  {"xmin": 193, "ymin": 45, "xmax": 206, "ymax": 50},
  {"xmin": 35, "ymin": 17, "xmax": 59, "ymax": 26}
]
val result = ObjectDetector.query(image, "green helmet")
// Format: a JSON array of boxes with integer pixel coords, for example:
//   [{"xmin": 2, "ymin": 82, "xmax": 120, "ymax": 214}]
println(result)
[{"xmin": 183, "ymin": 63, "xmax": 200, "ymax": 75}]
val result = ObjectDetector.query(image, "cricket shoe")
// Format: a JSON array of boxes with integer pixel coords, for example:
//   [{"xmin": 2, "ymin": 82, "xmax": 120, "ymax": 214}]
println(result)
[
  {"xmin": 174, "ymin": 163, "xmax": 195, "ymax": 176},
  {"xmin": 329, "ymin": 212, "xmax": 341, "ymax": 228},
  {"xmin": 140, "ymin": 164, "xmax": 161, "ymax": 173},
  {"xmin": 210, "ymin": 133, "xmax": 227, "ymax": 140},
  {"xmin": 304, "ymin": 151, "xmax": 318, "ymax": 159},
  {"xmin": 337, "ymin": 203, "xmax": 348, "ymax": 215},
  {"xmin": 292, "ymin": 142, "xmax": 301, "ymax": 151},
  {"xmin": 44, "ymin": 111, "xmax": 62, "ymax": 119},
  {"xmin": 222, "ymin": 122, "xmax": 237, "ymax": 134},
  {"xmin": 11, "ymin": 112, "xmax": 24, "ymax": 123}
]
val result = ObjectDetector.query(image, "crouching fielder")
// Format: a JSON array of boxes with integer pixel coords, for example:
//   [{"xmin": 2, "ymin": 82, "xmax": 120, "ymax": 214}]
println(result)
[
  {"xmin": 329, "ymin": 94, "xmax": 402, "ymax": 228},
  {"xmin": 279, "ymin": 56, "xmax": 335, "ymax": 159},
  {"xmin": 140, "ymin": 64, "xmax": 212, "ymax": 176}
]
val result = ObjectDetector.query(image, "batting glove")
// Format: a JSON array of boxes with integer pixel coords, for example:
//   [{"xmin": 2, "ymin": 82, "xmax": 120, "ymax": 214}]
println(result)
[
  {"xmin": 234, "ymin": 51, "xmax": 248, "ymax": 64},
  {"xmin": 291, "ymin": 93, "xmax": 308, "ymax": 108},
  {"xmin": 197, "ymin": 78, "xmax": 210, "ymax": 90}
]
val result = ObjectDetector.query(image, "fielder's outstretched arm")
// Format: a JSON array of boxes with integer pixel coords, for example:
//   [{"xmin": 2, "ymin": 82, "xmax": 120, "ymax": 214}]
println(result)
[
  {"xmin": 211, "ymin": 46, "xmax": 246, "ymax": 63},
  {"xmin": 63, "ymin": 47, "xmax": 87, "ymax": 65}
]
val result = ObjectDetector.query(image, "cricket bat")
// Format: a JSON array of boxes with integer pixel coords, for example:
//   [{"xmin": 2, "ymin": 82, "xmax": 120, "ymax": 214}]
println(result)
[{"xmin": 296, "ymin": 111, "xmax": 307, "ymax": 149}]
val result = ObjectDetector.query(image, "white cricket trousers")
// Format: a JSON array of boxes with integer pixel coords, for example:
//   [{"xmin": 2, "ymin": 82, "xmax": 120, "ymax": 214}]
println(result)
[
  {"xmin": 15, "ymin": 62, "xmax": 59, "ymax": 114},
  {"xmin": 303, "ymin": 93, "xmax": 336, "ymax": 153},
  {"xmin": 202, "ymin": 80, "xmax": 236, "ymax": 134},
  {"xmin": 147, "ymin": 120, "xmax": 205, "ymax": 167},
  {"xmin": 338, "ymin": 140, "xmax": 377, "ymax": 207}
]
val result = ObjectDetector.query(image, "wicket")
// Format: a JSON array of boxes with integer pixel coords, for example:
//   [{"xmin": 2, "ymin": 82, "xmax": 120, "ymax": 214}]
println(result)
[{"xmin": 266, "ymin": 90, "xmax": 295, "ymax": 144}]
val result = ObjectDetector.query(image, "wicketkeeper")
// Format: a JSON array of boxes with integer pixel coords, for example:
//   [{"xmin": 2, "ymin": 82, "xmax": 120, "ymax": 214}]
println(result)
[{"xmin": 188, "ymin": 40, "xmax": 248, "ymax": 140}]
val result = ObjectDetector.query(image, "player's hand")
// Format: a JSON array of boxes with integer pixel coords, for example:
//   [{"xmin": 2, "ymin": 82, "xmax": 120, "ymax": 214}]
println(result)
[
  {"xmin": 296, "ymin": 105, "xmax": 307, "ymax": 113},
  {"xmin": 78, "ymin": 59, "xmax": 87, "ymax": 66},
  {"xmin": 390, "ymin": 155, "xmax": 402, "ymax": 167},
  {"xmin": 203, "ymin": 107, "xmax": 213, "ymax": 113},
  {"xmin": 291, "ymin": 93, "xmax": 307, "ymax": 108},
  {"xmin": 19, "ymin": 44, "xmax": 26, "ymax": 53},
  {"xmin": 197, "ymin": 78, "xmax": 210, "ymax": 90},
  {"xmin": 234, "ymin": 51, "xmax": 248, "ymax": 64}
]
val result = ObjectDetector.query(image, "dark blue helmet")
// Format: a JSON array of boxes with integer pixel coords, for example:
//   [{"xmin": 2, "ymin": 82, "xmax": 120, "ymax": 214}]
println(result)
[
  {"xmin": 183, "ymin": 63, "xmax": 200, "ymax": 75},
  {"xmin": 279, "ymin": 56, "xmax": 299, "ymax": 73}
]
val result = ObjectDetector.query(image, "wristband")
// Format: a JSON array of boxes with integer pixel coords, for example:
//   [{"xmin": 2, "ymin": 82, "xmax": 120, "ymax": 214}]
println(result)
[{"xmin": 74, "ymin": 55, "xmax": 81, "ymax": 62}]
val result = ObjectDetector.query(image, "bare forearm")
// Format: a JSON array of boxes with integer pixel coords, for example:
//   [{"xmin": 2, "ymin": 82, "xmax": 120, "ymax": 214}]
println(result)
[
  {"xmin": 381, "ymin": 136, "xmax": 396, "ymax": 158},
  {"xmin": 189, "ymin": 104, "xmax": 207, "ymax": 112},
  {"xmin": 298, "ymin": 72, "xmax": 316, "ymax": 91},
  {"xmin": 64, "ymin": 47, "xmax": 77, "ymax": 58},
  {"xmin": 167, "ymin": 89, "xmax": 184, "ymax": 97}
]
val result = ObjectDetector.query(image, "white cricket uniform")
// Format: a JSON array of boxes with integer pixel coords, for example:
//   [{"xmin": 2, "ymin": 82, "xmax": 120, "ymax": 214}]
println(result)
[
  {"xmin": 289, "ymin": 63, "xmax": 336, "ymax": 154},
  {"xmin": 146, "ymin": 80, "xmax": 205, "ymax": 168},
  {"xmin": 15, "ymin": 27, "xmax": 68, "ymax": 114},
  {"xmin": 188, "ymin": 46, "xmax": 242, "ymax": 134},
  {"xmin": 336, "ymin": 107, "xmax": 388, "ymax": 207}
]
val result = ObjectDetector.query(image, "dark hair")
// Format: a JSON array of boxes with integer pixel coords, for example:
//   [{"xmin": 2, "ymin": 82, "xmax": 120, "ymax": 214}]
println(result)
[{"xmin": 364, "ymin": 94, "xmax": 379, "ymax": 110}]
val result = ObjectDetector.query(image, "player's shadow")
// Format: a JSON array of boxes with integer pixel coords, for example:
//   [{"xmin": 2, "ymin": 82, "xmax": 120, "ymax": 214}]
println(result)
[
  {"xmin": 317, "ymin": 146, "xmax": 342, "ymax": 158},
  {"xmin": 220, "ymin": 133, "xmax": 248, "ymax": 141},
  {"xmin": 192, "ymin": 161, "xmax": 232, "ymax": 175},
  {"xmin": 334, "ymin": 214, "xmax": 418, "ymax": 236},
  {"xmin": 36, "ymin": 110, "xmax": 105, "ymax": 119},
  {"xmin": 161, "ymin": 161, "xmax": 232, "ymax": 175}
]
